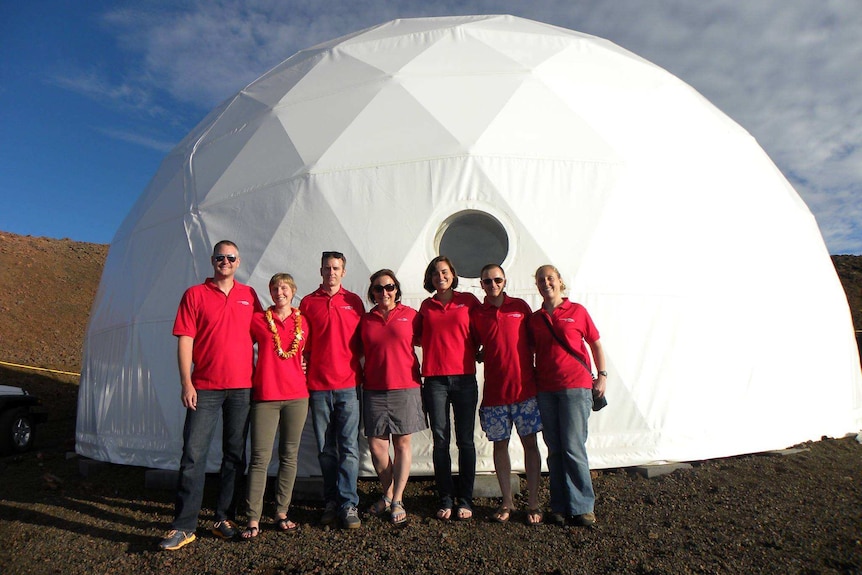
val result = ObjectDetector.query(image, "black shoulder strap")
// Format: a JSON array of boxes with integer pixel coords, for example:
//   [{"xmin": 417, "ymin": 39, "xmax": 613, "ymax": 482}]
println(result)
[{"xmin": 539, "ymin": 313, "xmax": 592, "ymax": 376}]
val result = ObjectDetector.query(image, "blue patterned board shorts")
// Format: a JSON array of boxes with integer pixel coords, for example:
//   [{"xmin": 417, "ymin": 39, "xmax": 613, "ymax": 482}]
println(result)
[{"xmin": 479, "ymin": 396, "xmax": 543, "ymax": 442}]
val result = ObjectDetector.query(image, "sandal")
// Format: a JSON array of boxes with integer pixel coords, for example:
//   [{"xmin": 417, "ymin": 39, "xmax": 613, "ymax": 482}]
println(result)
[
  {"xmin": 435, "ymin": 507, "xmax": 452, "ymax": 521},
  {"xmin": 240, "ymin": 525, "xmax": 260, "ymax": 540},
  {"xmin": 368, "ymin": 495, "xmax": 392, "ymax": 516},
  {"xmin": 275, "ymin": 517, "xmax": 298, "ymax": 532},
  {"xmin": 491, "ymin": 505, "xmax": 511, "ymax": 523},
  {"xmin": 390, "ymin": 500, "xmax": 408, "ymax": 525},
  {"xmin": 526, "ymin": 508, "xmax": 543, "ymax": 526}
]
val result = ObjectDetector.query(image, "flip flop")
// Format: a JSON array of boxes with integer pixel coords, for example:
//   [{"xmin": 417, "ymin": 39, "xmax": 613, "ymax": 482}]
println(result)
[
  {"xmin": 456, "ymin": 504, "xmax": 473, "ymax": 521},
  {"xmin": 435, "ymin": 507, "xmax": 452, "ymax": 521},
  {"xmin": 526, "ymin": 508, "xmax": 543, "ymax": 526},
  {"xmin": 491, "ymin": 505, "xmax": 511, "ymax": 523},
  {"xmin": 275, "ymin": 517, "xmax": 299, "ymax": 532},
  {"xmin": 240, "ymin": 525, "xmax": 260, "ymax": 540}
]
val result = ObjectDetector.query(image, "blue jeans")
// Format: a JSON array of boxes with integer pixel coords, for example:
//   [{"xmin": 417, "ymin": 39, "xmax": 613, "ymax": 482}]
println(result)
[
  {"xmin": 421, "ymin": 375, "xmax": 478, "ymax": 509},
  {"xmin": 309, "ymin": 387, "xmax": 360, "ymax": 509},
  {"xmin": 173, "ymin": 388, "xmax": 250, "ymax": 531},
  {"xmin": 537, "ymin": 388, "xmax": 595, "ymax": 516}
]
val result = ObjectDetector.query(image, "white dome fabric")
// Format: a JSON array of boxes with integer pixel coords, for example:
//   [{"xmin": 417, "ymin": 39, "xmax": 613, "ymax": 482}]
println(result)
[{"xmin": 76, "ymin": 15, "xmax": 862, "ymax": 475}]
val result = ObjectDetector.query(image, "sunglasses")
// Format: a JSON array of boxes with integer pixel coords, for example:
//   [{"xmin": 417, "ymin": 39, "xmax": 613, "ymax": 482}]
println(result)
[
  {"xmin": 322, "ymin": 251, "xmax": 345, "ymax": 260},
  {"xmin": 481, "ymin": 277, "xmax": 505, "ymax": 286},
  {"xmin": 372, "ymin": 283, "xmax": 396, "ymax": 294},
  {"xmin": 213, "ymin": 254, "xmax": 237, "ymax": 263}
]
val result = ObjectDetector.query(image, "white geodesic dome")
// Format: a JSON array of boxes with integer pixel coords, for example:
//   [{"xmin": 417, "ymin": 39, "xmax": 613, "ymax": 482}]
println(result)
[{"xmin": 76, "ymin": 15, "xmax": 862, "ymax": 475}]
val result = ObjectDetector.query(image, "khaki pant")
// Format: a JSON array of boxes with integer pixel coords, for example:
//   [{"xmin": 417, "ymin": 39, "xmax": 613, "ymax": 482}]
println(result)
[{"xmin": 246, "ymin": 398, "xmax": 309, "ymax": 522}]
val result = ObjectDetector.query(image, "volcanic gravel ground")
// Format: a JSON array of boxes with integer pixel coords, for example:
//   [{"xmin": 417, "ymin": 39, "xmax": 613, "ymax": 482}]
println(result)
[{"xmin": 1, "ymin": 231, "xmax": 860, "ymax": 574}]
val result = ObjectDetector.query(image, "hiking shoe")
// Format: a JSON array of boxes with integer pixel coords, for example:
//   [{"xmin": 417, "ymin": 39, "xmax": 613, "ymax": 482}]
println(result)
[
  {"xmin": 570, "ymin": 512, "xmax": 596, "ymax": 527},
  {"xmin": 159, "ymin": 529, "xmax": 196, "ymax": 550},
  {"xmin": 342, "ymin": 505, "xmax": 361, "ymax": 529},
  {"xmin": 320, "ymin": 500, "xmax": 339, "ymax": 526},
  {"xmin": 211, "ymin": 519, "xmax": 237, "ymax": 539}
]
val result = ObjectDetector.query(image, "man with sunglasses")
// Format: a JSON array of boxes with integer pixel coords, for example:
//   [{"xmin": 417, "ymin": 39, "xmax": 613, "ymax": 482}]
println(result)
[
  {"xmin": 300, "ymin": 251, "xmax": 365, "ymax": 529},
  {"xmin": 159, "ymin": 240, "xmax": 263, "ymax": 550},
  {"xmin": 470, "ymin": 264, "xmax": 543, "ymax": 525}
]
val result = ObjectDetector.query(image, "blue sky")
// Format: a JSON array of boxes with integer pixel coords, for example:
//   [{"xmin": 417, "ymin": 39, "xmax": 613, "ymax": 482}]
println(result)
[{"xmin": 2, "ymin": 1, "xmax": 861, "ymax": 253}]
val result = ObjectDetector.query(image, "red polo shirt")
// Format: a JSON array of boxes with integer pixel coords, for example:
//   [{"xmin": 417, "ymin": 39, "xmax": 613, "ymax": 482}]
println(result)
[
  {"xmin": 360, "ymin": 304, "xmax": 421, "ymax": 391},
  {"xmin": 471, "ymin": 295, "xmax": 536, "ymax": 406},
  {"xmin": 529, "ymin": 299, "xmax": 599, "ymax": 392},
  {"xmin": 299, "ymin": 285, "xmax": 364, "ymax": 391},
  {"xmin": 417, "ymin": 290, "xmax": 480, "ymax": 377},
  {"xmin": 173, "ymin": 278, "xmax": 262, "ymax": 390},
  {"xmin": 250, "ymin": 308, "xmax": 308, "ymax": 401}
]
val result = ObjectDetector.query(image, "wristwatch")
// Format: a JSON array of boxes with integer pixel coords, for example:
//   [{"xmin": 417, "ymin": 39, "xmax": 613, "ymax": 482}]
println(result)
[{"xmin": 597, "ymin": 370, "xmax": 608, "ymax": 377}]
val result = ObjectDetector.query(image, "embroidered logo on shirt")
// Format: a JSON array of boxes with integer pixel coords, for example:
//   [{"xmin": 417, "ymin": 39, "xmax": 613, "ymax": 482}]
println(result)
[
  {"xmin": 341, "ymin": 305, "xmax": 354, "ymax": 310},
  {"xmin": 396, "ymin": 317, "xmax": 409, "ymax": 322},
  {"xmin": 507, "ymin": 313, "xmax": 523, "ymax": 318},
  {"xmin": 238, "ymin": 300, "xmax": 251, "ymax": 306},
  {"xmin": 561, "ymin": 318, "xmax": 575, "ymax": 322}
]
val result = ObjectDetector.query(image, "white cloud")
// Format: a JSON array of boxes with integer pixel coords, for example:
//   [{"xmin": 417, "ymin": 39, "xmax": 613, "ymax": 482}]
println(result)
[
  {"xmin": 100, "ymin": 1, "xmax": 405, "ymax": 106},
  {"xmin": 83, "ymin": 0, "xmax": 862, "ymax": 253},
  {"xmin": 95, "ymin": 127, "xmax": 176, "ymax": 153},
  {"xmin": 50, "ymin": 67, "xmax": 169, "ymax": 118}
]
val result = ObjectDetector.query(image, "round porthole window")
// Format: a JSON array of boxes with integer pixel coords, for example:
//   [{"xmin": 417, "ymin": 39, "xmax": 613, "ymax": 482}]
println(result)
[{"xmin": 436, "ymin": 210, "xmax": 509, "ymax": 278}]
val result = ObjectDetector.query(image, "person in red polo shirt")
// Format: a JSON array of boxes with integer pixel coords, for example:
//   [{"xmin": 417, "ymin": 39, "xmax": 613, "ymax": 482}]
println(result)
[
  {"xmin": 242, "ymin": 272, "xmax": 308, "ymax": 539},
  {"xmin": 159, "ymin": 240, "xmax": 262, "ymax": 551},
  {"xmin": 529, "ymin": 264, "xmax": 607, "ymax": 529},
  {"xmin": 299, "ymin": 251, "xmax": 364, "ymax": 529},
  {"xmin": 471, "ymin": 264, "xmax": 543, "ymax": 525},
  {"xmin": 417, "ymin": 255, "xmax": 480, "ymax": 521},
  {"xmin": 360, "ymin": 269, "xmax": 427, "ymax": 526}
]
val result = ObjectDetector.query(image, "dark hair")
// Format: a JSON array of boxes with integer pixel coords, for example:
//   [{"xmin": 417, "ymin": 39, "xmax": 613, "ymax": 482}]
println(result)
[
  {"xmin": 367, "ymin": 269, "xmax": 402, "ymax": 304},
  {"xmin": 321, "ymin": 250, "xmax": 346, "ymax": 267},
  {"xmin": 212, "ymin": 240, "xmax": 239, "ymax": 256},
  {"xmin": 423, "ymin": 256, "xmax": 459, "ymax": 293},
  {"xmin": 479, "ymin": 263, "xmax": 505, "ymax": 278}
]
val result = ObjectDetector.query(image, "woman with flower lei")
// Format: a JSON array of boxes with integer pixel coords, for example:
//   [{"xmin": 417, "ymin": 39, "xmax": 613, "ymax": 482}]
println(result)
[{"xmin": 243, "ymin": 273, "xmax": 308, "ymax": 539}]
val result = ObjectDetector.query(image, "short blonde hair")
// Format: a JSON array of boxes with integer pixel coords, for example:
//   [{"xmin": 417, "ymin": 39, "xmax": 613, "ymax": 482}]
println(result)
[
  {"xmin": 534, "ymin": 264, "xmax": 567, "ymax": 292},
  {"xmin": 269, "ymin": 272, "xmax": 297, "ymax": 293}
]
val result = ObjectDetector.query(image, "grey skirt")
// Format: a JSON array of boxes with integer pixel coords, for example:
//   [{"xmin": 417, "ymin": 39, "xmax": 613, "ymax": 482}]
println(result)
[{"xmin": 362, "ymin": 387, "xmax": 427, "ymax": 437}]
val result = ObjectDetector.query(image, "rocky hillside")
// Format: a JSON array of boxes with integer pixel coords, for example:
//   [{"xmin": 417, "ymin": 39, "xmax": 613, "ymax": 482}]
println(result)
[
  {"xmin": 0, "ymin": 232, "xmax": 107, "ymax": 373},
  {"xmin": 833, "ymin": 254, "xmax": 862, "ymax": 331}
]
